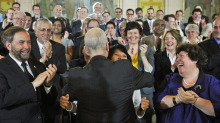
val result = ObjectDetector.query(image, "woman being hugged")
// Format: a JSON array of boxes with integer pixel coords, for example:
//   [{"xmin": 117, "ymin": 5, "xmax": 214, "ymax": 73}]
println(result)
[{"xmin": 155, "ymin": 44, "xmax": 220, "ymax": 123}]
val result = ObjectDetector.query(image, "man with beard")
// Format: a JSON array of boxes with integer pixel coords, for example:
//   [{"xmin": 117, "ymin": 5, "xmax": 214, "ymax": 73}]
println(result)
[
  {"xmin": 142, "ymin": 19, "xmax": 166, "ymax": 54},
  {"xmin": 143, "ymin": 8, "xmax": 155, "ymax": 36},
  {"xmin": 88, "ymin": 2, "xmax": 103, "ymax": 23},
  {"xmin": 0, "ymin": 26, "xmax": 57, "ymax": 123}
]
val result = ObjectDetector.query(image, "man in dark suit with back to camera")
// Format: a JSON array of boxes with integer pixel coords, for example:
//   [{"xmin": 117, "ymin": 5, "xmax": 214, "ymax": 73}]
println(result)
[
  {"xmin": 0, "ymin": 26, "xmax": 57, "ymax": 123},
  {"xmin": 61, "ymin": 28, "xmax": 154, "ymax": 123}
]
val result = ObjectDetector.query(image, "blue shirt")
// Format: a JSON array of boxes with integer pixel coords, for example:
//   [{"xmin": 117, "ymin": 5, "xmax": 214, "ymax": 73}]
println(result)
[
  {"xmin": 155, "ymin": 72, "xmax": 220, "ymax": 123},
  {"xmin": 214, "ymin": 38, "xmax": 220, "ymax": 45}
]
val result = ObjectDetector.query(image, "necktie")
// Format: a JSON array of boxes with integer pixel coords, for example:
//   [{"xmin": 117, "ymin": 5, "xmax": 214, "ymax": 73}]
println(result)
[
  {"xmin": 40, "ymin": 46, "xmax": 45, "ymax": 56},
  {"xmin": 117, "ymin": 19, "xmax": 120, "ymax": 25},
  {"xmin": 178, "ymin": 21, "xmax": 180, "ymax": 25},
  {"xmin": 21, "ymin": 62, "xmax": 34, "ymax": 82}
]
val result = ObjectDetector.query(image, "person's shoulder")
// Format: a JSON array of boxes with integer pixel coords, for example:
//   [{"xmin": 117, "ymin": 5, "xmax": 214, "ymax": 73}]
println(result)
[
  {"xmin": 199, "ymin": 38, "xmax": 215, "ymax": 46},
  {"xmin": 204, "ymin": 74, "xmax": 220, "ymax": 84}
]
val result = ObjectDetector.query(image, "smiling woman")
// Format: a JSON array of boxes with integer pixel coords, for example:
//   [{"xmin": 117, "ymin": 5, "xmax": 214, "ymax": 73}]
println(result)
[{"xmin": 154, "ymin": 44, "xmax": 220, "ymax": 123}]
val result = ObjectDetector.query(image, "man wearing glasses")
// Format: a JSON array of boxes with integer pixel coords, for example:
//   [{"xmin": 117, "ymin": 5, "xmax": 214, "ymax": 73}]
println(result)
[
  {"xmin": 30, "ymin": 18, "xmax": 66, "ymax": 74},
  {"xmin": 111, "ymin": 8, "xmax": 126, "ymax": 26}
]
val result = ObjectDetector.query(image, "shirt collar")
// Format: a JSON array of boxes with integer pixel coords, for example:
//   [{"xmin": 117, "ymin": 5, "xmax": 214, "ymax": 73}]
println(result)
[
  {"xmin": 9, "ymin": 53, "xmax": 29, "ymax": 67},
  {"xmin": 214, "ymin": 38, "xmax": 220, "ymax": 45},
  {"xmin": 37, "ymin": 40, "xmax": 44, "ymax": 49}
]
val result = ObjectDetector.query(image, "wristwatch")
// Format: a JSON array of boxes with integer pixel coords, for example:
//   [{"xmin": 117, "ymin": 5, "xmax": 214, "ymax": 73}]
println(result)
[{"xmin": 172, "ymin": 96, "xmax": 177, "ymax": 106}]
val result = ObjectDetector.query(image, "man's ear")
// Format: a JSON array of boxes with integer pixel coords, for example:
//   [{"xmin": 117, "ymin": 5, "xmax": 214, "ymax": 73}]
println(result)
[
  {"xmin": 83, "ymin": 46, "xmax": 90, "ymax": 56},
  {"xmin": 5, "ymin": 41, "xmax": 11, "ymax": 51},
  {"xmin": 106, "ymin": 42, "xmax": 109, "ymax": 52}
]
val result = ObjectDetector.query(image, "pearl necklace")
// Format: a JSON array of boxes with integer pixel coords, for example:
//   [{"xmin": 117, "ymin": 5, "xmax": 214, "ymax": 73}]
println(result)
[{"xmin": 183, "ymin": 79, "xmax": 195, "ymax": 86}]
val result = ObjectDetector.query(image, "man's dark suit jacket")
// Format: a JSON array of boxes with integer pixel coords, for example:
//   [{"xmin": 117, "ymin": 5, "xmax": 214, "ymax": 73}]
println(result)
[
  {"xmin": 143, "ymin": 20, "xmax": 151, "ymax": 36},
  {"xmin": 30, "ymin": 36, "xmax": 67, "ymax": 74},
  {"xmin": 72, "ymin": 35, "xmax": 84, "ymax": 60},
  {"xmin": 0, "ymin": 22, "xmax": 13, "ymax": 31},
  {"xmin": 71, "ymin": 19, "xmax": 81, "ymax": 37},
  {"xmin": 198, "ymin": 38, "xmax": 220, "ymax": 80},
  {"xmin": 0, "ymin": 55, "xmax": 58, "ymax": 123},
  {"xmin": 63, "ymin": 55, "xmax": 154, "ymax": 123},
  {"xmin": 49, "ymin": 17, "xmax": 72, "ymax": 33}
]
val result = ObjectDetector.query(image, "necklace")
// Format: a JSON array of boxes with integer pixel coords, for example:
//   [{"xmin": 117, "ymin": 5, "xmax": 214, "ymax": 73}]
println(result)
[{"xmin": 183, "ymin": 79, "xmax": 195, "ymax": 86}]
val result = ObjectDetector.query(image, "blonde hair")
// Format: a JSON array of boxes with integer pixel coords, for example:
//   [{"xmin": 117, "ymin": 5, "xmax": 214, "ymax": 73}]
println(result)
[{"xmin": 81, "ymin": 17, "xmax": 91, "ymax": 36}]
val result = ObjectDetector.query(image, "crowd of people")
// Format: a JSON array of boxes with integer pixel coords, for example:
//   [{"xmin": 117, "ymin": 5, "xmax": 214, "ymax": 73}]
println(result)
[{"xmin": 0, "ymin": 1, "xmax": 220, "ymax": 123}]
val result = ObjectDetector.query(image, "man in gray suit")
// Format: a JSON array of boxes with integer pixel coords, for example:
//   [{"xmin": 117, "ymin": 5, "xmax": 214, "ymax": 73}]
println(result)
[{"xmin": 142, "ymin": 19, "xmax": 166, "ymax": 54}]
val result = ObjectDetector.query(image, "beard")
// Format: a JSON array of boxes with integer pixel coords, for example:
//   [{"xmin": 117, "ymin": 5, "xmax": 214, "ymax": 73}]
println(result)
[{"xmin": 11, "ymin": 45, "xmax": 30, "ymax": 62}]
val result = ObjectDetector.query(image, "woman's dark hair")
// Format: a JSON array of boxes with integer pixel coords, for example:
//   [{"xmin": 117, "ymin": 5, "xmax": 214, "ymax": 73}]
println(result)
[
  {"xmin": 108, "ymin": 44, "xmax": 131, "ymax": 62},
  {"xmin": 52, "ymin": 18, "xmax": 66, "ymax": 37},
  {"xmin": 124, "ymin": 21, "xmax": 142, "ymax": 37},
  {"xmin": 176, "ymin": 44, "xmax": 208, "ymax": 68}
]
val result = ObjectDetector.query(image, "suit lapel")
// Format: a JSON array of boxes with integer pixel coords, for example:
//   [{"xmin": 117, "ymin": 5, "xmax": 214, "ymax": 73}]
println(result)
[
  {"xmin": 31, "ymin": 38, "xmax": 41, "ymax": 59},
  {"xmin": 5, "ymin": 55, "xmax": 30, "ymax": 84}
]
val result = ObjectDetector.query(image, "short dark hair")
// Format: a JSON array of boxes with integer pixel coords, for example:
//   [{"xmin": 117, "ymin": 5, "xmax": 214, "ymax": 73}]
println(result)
[
  {"xmin": 126, "ymin": 9, "xmax": 134, "ymax": 15},
  {"xmin": 176, "ymin": 10, "xmax": 183, "ymax": 15},
  {"xmin": 32, "ymin": 4, "xmax": 40, "ymax": 10},
  {"xmin": 124, "ymin": 21, "xmax": 143, "ymax": 36},
  {"xmin": 52, "ymin": 18, "xmax": 66, "ymax": 37},
  {"xmin": 115, "ymin": 8, "xmax": 122, "ymax": 12},
  {"xmin": 176, "ymin": 44, "xmax": 208, "ymax": 69},
  {"xmin": 105, "ymin": 21, "xmax": 115, "ymax": 29},
  {"xmin": 163, "ymin": 14, "xmax": 176, "ymax": 22},
  {"xmin": 25, "ymin": 12, "xmax": 32, "ymax": 18},
  {"xmin": 12, "ymin": 2, "xmax": 20, "ymax": 7},
  {"xmin": 192, "ymin": 9, "xmax": 202, "ymax": 15},
  {"xmin": 157, "ymin": 10, "xmax": 163, "ymax": 13},
  {"xmin": 135, "ymin": 7, "xmax": 143, "ymax": 14},
  {"xmin": 108, "ymin": 44, "xmax": 131, "ymax": 62},
  {"xmin": 1, "ymin": 26, "xmax": 26, "ymax": 48},
  {"xmin": 81, "ymin": 6, "xmax": 89, "ymax": 13},
  {"xmin": 102, "ymin": 11, "xmax": 110, "ymax": 16},
  {"xmin": 147, "ymin": 8, "xmax": 154, "ymax": 12},
  {"xmin": 87, "ymin": 19, "xmax": 100, "ymax": 28}
]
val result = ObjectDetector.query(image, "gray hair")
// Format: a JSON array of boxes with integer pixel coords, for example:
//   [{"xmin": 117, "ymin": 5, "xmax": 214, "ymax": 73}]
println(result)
[
  {"xmin": 201, "ymin": 23, "xmax": 213, "ymax": 37},
  {"xmin": 84, "ymin": 28, "xmax": 107, "ymax": 54},
  {"xmin": 34, "ymin": 18, "xmax": 52, "ymax": 31},
  {"xmin": 13, "ymin": 11, "xmax": 26, "ymax": 20},
  {"xmin": 153, "ymin": 19, "xmax": 166, "ymax": 27},
  {"xmin": 185, "ymin": 24, "xmax": 199, "ymax": 35},
  {"xmin": 93, "ymin": 2, "xmax": 102, "ymax": 12}
]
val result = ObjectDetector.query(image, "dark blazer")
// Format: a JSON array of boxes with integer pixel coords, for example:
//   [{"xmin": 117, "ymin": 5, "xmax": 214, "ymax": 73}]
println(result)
[
  {"xmin": 30, "ymin": 36, "xmax": 67, "ymax": 74},
  {"xmin": 63, "ymin": 55, "xmax": 154, "ymax": 123},
  {"xmin": 143, "ymin": 20, "xmax": 151, "ymax": 36},
  {"xmin": 0, "ymin": 55, "xmax": 58, "ymax": 123},
  {"xmin": 100, "ymin": 23, "xmax": 106, "ymax": 31},
  {"xmin": 49, "ymin": 17, "xmax": 72, "ymax": 33},
  {"xmin": 154, "ymin": 51, "xmax": 178, "ymax": 93},
  {"xmin": 71, "ymin": 20, "xmax": 81, "ymax": 36},
  {"xmin": 72, "ymin": 35, "xmax": 84, "ymax": 60},
  {"xmin": 0, "ymin": 21, "xmax": 13, "ymax": 31},
  {"xmin": 198, "ymin": 38, "xmax": 220, "ymax": 80}
]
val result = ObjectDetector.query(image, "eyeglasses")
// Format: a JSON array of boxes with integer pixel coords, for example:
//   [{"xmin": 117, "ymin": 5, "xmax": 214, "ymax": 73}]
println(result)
[
  {"xmin": 127, "ymin": 14, "xmax": 134, "ymax": 15},
  {"xmin": 13, "ymin": 18, "xmax": 26, "ymax": 22},
  {"xmin": 39, "ymin": 28, "xmax": 51, "ymax": 33}
]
